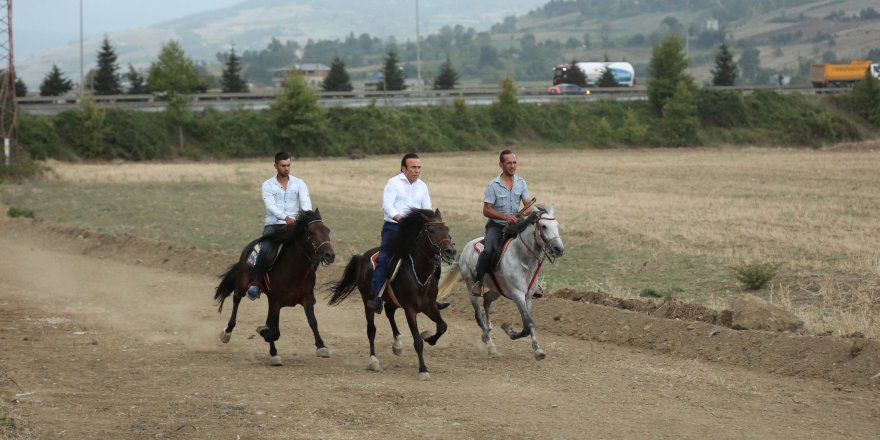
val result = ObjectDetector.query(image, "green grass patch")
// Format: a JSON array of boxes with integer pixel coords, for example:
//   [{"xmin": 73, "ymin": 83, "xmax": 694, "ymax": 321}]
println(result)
[{"xmin": 6, "ymin": 206, "xmax": 34, "ymax": 219}]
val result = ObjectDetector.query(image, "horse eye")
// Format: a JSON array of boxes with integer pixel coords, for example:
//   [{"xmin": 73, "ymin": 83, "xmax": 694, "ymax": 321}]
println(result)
[{"xmin": 542, "ymin": 225, "xmax": 547, "ymax": 229}]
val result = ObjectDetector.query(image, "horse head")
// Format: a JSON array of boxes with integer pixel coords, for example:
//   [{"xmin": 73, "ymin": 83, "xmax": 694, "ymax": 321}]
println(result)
[
  {"xmin": 300, "ymin": 208, "xmax": 336, "ymax": 266},
  {"xmin": 533, "ymin": 205, "xmax": 564, "ymax": 261},
  {"xmin": 419, "ymin": 208, "xmax": 457, "ymax": 265}
]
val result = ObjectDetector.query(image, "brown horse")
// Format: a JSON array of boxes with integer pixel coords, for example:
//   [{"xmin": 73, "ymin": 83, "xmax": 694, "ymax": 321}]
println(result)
[
  {"xmin": 214, "ymin": 209, "xmax": 335, "ymax": 366},
  {"xmin": 328, "ymin": 209, "xmax": 455, "ymax": 380}
]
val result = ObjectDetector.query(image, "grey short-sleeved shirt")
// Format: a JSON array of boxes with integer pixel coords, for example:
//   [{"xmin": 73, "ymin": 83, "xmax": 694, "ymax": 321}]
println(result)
[{"xmin": 484, "ymin": 175, "xmax": 529, "ymax": 226}]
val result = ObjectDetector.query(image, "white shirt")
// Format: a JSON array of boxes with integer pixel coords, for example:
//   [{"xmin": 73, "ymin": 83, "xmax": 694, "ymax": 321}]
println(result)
[
  {"xmin": 382, "ymin": 173, "xmax": 432, "ymax": 223},
  {"xmin": 262, "ymin": 175, "xmax": 312, "ymax": 225}
]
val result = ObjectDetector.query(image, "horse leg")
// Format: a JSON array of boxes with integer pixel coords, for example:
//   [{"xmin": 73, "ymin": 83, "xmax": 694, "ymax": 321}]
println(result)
[
  {"xmin": 220, "ymin": 295, "xmax": 242, "ymax": 343},
  {"xmin": 501, "ymin": 295, "xmax": 545, "ymax": 361},
  {"xmin": 385, "ymin": 305, "xmax": 404, "ymax": 356},
  {"xmin": 303, "ymin": 298, "xmax": 330, "ymax": 358},
  {"xmin": 365, "ymin": 305, "xmax": 382, "ymax": 372},
  {"xmin": 403, "ymin": 307, "xmax": 431, "ymax": 380},
  {"xmin": 420, "ymin": 303, "xmax": 447, "ymax": 346},
  {"xmin": 257, "ymin": 303, "xmax": 283, "ymax": 366},
  {"xmin": 474, "ymin": 295, "xmax": 498, "ymax": 356}
]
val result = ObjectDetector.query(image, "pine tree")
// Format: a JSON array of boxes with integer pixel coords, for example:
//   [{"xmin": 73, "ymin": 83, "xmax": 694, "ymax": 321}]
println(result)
[
  {"xmin": 147, "ymin": 40, "xmax": 202, "ymax": 97},
  {"xmin": 491, "ymin": 76, "xmax": 520, "ymax": 133},
  {"xmin": 93, "ymin": 37, "xmax": 122, "ymax": 95},
  {"xmin": 271, "ymin": 71, "xmax": 327, "ymax": 156},
  {"xmin": 39, "ymin": 64, "xmax": 74, "ymax": 96},
  {"xmin": 125, "ymin": 64, "xmax": 149, "ymax": 94},
  {"xmin": 322, "ymin": 56, "xmax": 353, "ymax": 92},
  {"xmin": 378, "ymin": 51, "xmax": 406, "ymax": 91},
  {"xmin": 647, "ymin": 33, "xmax": 694, "ymax": 114},
  {"xmin": 221, "ymin": 48, "xmax": 249, "ymax": 93},
  {"xmin": 432, "ymin": 56, "xmax": 459, "ymax": 90},
  {"xmin": 711, "ymin": 42, "xmax": 738, "ymax": 86},
  {"xmin": 563, "ymin": 59, "xmax": 587, "ymax": 87},
  {"xmin": 661, "ymin": 82, "xmax": 700, "ymax": 146},
  {"xmin": 597, "ymin": 66, "xmax": 620, "ymax": 87},
  {"xmin": 15, "ymin": 77, "xmax": 27, "ymax": 97}
]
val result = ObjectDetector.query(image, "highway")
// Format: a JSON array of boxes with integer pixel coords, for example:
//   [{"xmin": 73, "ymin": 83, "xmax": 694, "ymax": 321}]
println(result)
[{"xmin": 16, "ymin": 85, "xmax": 839, "ymax": 115}]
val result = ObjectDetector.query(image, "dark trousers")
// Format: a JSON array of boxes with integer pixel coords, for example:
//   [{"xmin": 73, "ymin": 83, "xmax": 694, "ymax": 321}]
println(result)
[
  {"xmin": 371, "ymin": 222, "xmax": 400, "ymax": 295},
  {"xmin": 253, "ymin": 224, "xmax": 285, "ymax": 284},
  {"xmin": 474, "ymin": 222, "xmax": 505, "ymax": 283}
]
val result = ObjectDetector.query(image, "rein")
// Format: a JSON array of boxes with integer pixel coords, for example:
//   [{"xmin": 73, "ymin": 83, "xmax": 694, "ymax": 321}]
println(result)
[{"xmin": 410, "ymin": 220, "xmax": 449, "ymax": 287}]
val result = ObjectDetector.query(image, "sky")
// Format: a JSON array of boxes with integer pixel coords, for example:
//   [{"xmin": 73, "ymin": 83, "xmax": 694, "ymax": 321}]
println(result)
[{"xmin": 16, "ymin": 0, "xmax": 243, "ymax": 59}]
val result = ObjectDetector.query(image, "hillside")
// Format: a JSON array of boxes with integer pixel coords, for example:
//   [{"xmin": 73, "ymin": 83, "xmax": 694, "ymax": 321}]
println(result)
[
  {"xmin": 16, "ymin": 0, "xmax": 547, "ymax": 87},
  {"xmin": 16, "ymin": 0, "xmax": 880, "ymax": 88},
  {"xmin": 491, "ymin": 0, "xmax": 880, "ymax": 83}
]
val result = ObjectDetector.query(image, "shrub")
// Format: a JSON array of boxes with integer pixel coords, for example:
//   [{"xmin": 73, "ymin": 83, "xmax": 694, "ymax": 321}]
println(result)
[
  {"xmin": 7, "ymin": 206, "xmax": 34, "ymax": 218},
  {"xmin": 734, "ymin": 260, "xmax": 780, "ymax": 290}
]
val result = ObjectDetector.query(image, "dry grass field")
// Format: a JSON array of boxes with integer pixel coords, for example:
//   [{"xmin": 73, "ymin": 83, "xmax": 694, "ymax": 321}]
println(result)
[{"xmin": 3, "ymin": 146, "xmax": 879, "ymax": 338}]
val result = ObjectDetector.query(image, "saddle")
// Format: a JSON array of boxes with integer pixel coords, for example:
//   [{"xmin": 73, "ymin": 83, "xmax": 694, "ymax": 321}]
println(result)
[
  {"xmin": 246, "ymin": 242, "xmax": 284, "ymax": 273},
  {"xmin": 473, "ymin": 237, "xmax": 514, "ymax": 271}
]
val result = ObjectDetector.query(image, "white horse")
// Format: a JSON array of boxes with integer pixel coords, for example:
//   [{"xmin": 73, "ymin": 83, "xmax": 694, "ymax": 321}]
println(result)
[{"xmin": 438, "ymin": 205, "xmax": 564, "ymax": 360}]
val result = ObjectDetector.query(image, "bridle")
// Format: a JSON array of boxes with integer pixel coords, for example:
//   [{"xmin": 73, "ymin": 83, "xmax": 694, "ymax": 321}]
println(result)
[
  {"xmin": 411, "ymin": 220, "xmax": 452, "ymax": 287},
  {"xmin": 300, "ymin": 219, "xmax": 332, "ymax": 266},
  {"xmin": 519, "ymin": 213, "xmax": 560, "ymax": 264}
]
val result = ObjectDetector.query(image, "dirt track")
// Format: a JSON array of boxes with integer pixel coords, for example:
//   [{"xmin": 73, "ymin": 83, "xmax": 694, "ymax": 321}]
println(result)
[{"xmin": 1, "ymin": 216, "xmax": 879, "ymax": 439}]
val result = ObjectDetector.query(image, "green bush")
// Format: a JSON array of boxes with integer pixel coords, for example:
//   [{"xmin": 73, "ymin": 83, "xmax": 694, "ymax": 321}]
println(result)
[
  {"xmin": 18, "ymin": 113, "xmax": 71, "ymax": 160},
  {"xmin": 734, "ymin": 260, "xmax": 780, "ymax": 290},
  {"xmin": 696, "ymin": 89, "xmax": 748, "ymax": 128},
  {"xmin": 7, "ymin": 206, "xmax": 34, "ymax": 218}
]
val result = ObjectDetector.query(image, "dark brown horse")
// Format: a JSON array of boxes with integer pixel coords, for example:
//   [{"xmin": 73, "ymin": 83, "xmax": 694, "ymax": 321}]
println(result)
[
  {"xmin": 328, "ymin": 209, "xmax": 455, "ymax": 380},
  {"xmin": 214, "ymin": 209, "xmax": 335, "ymax": 366}
]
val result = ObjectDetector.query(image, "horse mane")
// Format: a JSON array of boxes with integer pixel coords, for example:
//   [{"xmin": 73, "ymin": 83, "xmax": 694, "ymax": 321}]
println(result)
[
  {"xmin": 262, "ymin": 210, "xmax": 322, "ymax": 245},
  {"xmin": 385, "ymin": 208, "xmax": 437, "ymax": 258},
  {"xmin": 505, "ymin": 204, "xmax": 548, "ymax": 236}
]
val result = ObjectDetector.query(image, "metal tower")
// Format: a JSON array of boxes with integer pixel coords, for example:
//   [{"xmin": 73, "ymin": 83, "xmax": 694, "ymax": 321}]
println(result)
[{"xmin": 0, "ymin": 0, "xmax": 18, "ymax": 166}]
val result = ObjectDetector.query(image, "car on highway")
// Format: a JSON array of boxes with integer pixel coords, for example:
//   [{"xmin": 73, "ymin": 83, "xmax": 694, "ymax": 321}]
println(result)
[{"xmin": 547, "ymin": 83, "xmax": 590, "ymax": 95}]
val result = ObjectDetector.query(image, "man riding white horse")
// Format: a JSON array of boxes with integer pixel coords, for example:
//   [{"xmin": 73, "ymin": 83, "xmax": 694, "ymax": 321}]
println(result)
[{"xmin": 470, "ymin": 149, "xmax": 542, "ymax": 298}]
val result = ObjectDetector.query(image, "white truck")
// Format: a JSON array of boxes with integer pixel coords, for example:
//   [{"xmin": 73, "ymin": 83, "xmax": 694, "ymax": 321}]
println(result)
[{"xmin": 553, "ymin": 62, "xmax": 636, "ymax": 87}]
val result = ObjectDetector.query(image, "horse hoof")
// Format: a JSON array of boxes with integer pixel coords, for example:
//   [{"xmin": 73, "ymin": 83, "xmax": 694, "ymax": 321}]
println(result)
[
  {"xmin": 256, "ymin": 326, "xmax": 269, "ymax": 336},
  {"xmin": 534, "ymin": 349, "xmax": 546, "ymax": 361},
  {"xmin": 488, "ymin": 343, "xmax": 499, "ymax": 357},
  {"xmin": 316, "ymin": 347, "xmax": 331, "ymax": 358},
  {"xmin": 269, "ymin": 355, "xmax": 283, "ymax": 366},
  {"xmin": 392, "ymin": 337, "xmax": 403, "ymax": 356},
  {"xmin": 368, "ymin": 355, "xmax": 382, "ymax": 372},
  {"xmin": 419, "ymin": 330, "xmax": 433, "ymax": 341},
  {"xmin": 219, "ymin": 330, "xmax": 231, "ymax": 344},
  {"xmin": 419, "ymin": 372, "xmax": 431, "ymax": 381}
]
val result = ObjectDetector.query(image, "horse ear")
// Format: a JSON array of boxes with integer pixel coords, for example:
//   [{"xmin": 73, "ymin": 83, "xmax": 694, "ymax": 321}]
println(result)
[
  {"xmin": 546, "ymin": 206, "xmax": 554, "ymax": 216},
  {"xmin": 434, "ymin": 208, "xmax": 441, "ymax": 218},
  {"xmin": 315, "ymin": 208, "xmax": 320, "ymax": 217}
]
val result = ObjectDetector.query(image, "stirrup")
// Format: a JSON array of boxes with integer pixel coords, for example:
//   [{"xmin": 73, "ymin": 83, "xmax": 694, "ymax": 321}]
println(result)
[
  {"xmin": 470, "ymin": 281, "xmax": 483, "ymax": 297},
  {"xmin": 367, "ymin": 295, "xmax": 383, "ymax": 314},
  {"xmin": 246, "ymin": 281, "xmax": 262, "ymax": 301}
]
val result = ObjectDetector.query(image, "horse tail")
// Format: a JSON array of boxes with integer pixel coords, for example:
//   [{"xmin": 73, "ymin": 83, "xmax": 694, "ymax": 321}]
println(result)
[
  {"xmin": 327, "ymin": 255, "xmax": 362, "ymax": 306},
  {"xmin": 214, "ymin": 262, "xmax": 241, "ymax": 312},
  {"xmin": 437, "ymin": 263, "xmax": 462, "ymax": 301}
]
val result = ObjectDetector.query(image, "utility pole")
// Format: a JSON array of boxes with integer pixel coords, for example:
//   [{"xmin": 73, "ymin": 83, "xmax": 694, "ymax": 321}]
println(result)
[
  {"xmin": 80, "ymin": 0, "xmax": 84, "ymax": 89},
  {"xmin": 415, "ymin": 0, "xmax": 421, "ymax": 90},
  {"xmin": 1, "ymin": 0, "xmax": 18, "ymax": 167}
]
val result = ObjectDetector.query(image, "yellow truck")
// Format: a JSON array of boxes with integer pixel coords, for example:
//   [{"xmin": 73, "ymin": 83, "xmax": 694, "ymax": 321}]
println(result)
[{"xmin": 809, "ymin": 60, "xmax": 880, "ymax": 88}]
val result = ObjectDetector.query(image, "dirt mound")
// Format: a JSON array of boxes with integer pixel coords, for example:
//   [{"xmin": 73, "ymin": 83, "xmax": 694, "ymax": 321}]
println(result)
[{"xmin": 7, "ymin": 215, "xmax": 880, "ymax": 390}]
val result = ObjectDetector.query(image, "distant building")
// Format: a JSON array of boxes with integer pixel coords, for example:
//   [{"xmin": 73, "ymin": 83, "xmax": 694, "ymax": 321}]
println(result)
[
  {"xmin": 271, "ymin": 63, "xmax": 331, "ymax": 88},
  {"xmin": 703, "ymin": 19, "xmax": 720, "ymax": 31}
]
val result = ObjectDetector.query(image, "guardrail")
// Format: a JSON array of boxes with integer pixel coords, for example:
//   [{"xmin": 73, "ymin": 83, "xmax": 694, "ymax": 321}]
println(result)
[{"xmin": 16, "ymin": 85, "xmax": 841, "ymax": 115}]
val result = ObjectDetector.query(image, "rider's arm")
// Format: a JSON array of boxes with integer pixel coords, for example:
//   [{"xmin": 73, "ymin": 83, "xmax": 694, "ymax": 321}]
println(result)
[
  {"xmin": 519, "ymin": 180, "xmax": 533, "ymax": 217},
  {"xmin": 483, "ymin": 202, "xmax": 518, "ymax": 224},
  {"xmin": 297, "ymin": 179, "xmax": 313, "ymax": 212},
  {"xmin": 382, "ymin": 179, "xmax": 401, "ymax": 222}
]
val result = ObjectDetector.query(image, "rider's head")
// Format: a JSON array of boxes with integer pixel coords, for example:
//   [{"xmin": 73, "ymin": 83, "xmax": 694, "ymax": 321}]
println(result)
[
  {"xmin": 499, "ymin": 149, "xmax": 517, "ymax": 177},
  {"xmin": 274, "ymin": 151, "xmax": 292, "ymax": 178},
  {"xmin": 400, "ymin": 152, "xmax": 421, "ymax": 183}
]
